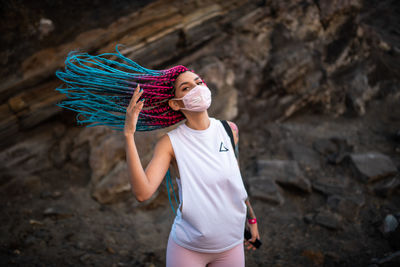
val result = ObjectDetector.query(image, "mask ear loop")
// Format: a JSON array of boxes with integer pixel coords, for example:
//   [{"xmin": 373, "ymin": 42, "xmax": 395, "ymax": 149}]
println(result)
[{"xmin": 170, "ymin": 96, "xmax": 184, "ymax": 101}]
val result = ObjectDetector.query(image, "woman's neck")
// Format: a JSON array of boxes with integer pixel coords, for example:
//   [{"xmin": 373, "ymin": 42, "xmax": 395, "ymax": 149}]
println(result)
[{"xmin": 183, "ymin": 111, "xmax": 210, "ymax": 130}]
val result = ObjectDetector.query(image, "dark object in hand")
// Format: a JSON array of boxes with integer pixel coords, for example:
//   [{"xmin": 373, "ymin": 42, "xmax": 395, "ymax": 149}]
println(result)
[{"xmin": 244, "ymin": 228, "xmax": 262, "ymax": 249}]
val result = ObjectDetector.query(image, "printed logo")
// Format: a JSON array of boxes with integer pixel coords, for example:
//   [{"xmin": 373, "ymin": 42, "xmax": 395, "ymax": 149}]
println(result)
[{"xmin": 219, "ymin": 141, "xmax": 229, "ymax": 152}]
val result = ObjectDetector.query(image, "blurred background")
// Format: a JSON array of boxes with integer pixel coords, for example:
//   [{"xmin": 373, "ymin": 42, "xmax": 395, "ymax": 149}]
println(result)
[{"xmin": 1, "ymin": 0, "xmax": 400, "ymax": 266}]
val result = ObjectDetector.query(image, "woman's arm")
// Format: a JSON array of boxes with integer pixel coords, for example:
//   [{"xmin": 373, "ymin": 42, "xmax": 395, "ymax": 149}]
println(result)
[
  {"xmin": 125, "ymin": 134, "xmax": 173, "ymax": 202},
  {"xmin": 245, "ymin": 197, "xmax": 256, "ymax": 221},
  {"xmin": 245, "ymin": 197, "xmax": 260, "ymax": 250},
  {"xmin": 124, "ymin": 84, "xmax": 173, "ymax": 202}
]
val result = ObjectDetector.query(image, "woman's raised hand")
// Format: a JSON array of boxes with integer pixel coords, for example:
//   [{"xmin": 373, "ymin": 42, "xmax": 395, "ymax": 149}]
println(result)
[{"xmin": 124, "ymin": 84, "xmax": 144, "ymax": 136}]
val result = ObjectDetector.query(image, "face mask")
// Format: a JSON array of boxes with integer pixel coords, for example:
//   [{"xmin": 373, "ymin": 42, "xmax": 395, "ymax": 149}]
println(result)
[{"xmin": 171, "ymin": 85, "xmax": 212, "ymax": 112}]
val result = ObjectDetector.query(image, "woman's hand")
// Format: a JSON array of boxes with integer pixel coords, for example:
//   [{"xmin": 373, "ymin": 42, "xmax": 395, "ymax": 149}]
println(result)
[
  {"xmin": 124, "ymin": 84, "xmax": 144, "ymax": 136},
  {"xmin": 244, "ymin": 222, "xmax": 260, "ymax": 251}
]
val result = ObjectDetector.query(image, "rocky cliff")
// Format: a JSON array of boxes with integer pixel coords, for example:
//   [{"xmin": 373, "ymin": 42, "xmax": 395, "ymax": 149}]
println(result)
[{"xmin": 1, "ymin": 0, "xmax": 400, "ymax": 266}]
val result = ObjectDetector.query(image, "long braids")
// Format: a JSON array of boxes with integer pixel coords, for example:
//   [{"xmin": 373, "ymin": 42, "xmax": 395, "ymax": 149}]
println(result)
[
  {"xmin": 55, "ymin": 44, "xmax": 189, "ymax": 215},
  {"xmin": 55, "ymin": 44, "xmax": 189, "ymax": 131}
]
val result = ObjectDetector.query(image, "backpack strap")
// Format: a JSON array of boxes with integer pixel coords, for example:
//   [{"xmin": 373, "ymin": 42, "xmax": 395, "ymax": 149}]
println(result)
[{"xmin": 220, "ymin": 120, "xmax": 237, "ymax": 158}]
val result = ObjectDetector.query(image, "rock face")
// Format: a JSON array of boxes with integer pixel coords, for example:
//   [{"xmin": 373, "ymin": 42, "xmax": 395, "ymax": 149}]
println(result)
[
  {"xmin": 1, "ymin": 0, "xmax": 400, "ymax": 146},
  {"xmin": 1, "ymin": 0, "xmax": 400, "ymax": 266}
]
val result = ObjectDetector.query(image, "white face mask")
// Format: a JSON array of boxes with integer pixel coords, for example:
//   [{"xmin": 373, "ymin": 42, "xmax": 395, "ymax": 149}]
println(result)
[{"xmin": 171, "ymin": 85, "xmax": 212, "ymax": 112}]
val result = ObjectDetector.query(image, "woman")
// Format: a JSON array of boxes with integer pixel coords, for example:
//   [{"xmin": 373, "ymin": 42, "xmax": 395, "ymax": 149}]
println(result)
[
  {"xmin": 124, "ymin": 70, "xmax": 260, "ymax": 266},
  {"xmin": 55, "ymin": 46, "xmax": 260, "ymax": 266}
]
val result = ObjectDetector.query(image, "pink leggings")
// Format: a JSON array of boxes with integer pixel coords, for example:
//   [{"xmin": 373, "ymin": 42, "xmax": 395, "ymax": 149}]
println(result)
[{"xmin": 166, "ymin": 233, "xmax": 245, "ymax": 267}]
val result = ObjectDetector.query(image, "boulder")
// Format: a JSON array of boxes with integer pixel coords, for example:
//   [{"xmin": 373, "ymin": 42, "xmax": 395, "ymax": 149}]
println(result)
[
  {"xmin": 89, "ymin": 133, "xmax": 126, "ymax": 184},
  {"xmin": 256, "ymin": 159, "xmax": 312, "ymax": 193},
  {"xmin": 304, "ymin": 209, "xmax": 343, "ymax": 230},
  {"xmin": 369, "ymin": 174, "xmax": 400, "ymax": 197},
  {"xmin": 314, "ymin": 210, "xmax": 343, "ymax": 230},
  {"xmin": 92, "ymin": 161, "xmax": 132, "ymax": 204},
  {"xmin": 247, "ymin": 176, "xmax": 284, "ymax": 205},
  {"xmin": 381, "ymin": 214, "xmax": 400, "ymax": 250},
  {"xmin": 312, "ymin": 176, "xmax": 348, "ymax": 196},
  {"xmin": 346, "ymin": 152, "xmax": 398, "ymax": 183}
]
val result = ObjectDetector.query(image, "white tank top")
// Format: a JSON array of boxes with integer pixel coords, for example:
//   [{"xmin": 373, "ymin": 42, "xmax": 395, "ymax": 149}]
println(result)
[{"xmin": 167, "ymin": 117, "xmax": 248, "ymax": 253}]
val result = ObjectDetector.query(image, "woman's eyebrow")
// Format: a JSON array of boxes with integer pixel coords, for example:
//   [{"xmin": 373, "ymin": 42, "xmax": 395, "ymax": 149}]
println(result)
[
  {"xmin": 178, "ymin": 77, "xmax": 200, "ymax": 89},
  {"xmin": 178, "ymin": 81, "xmax": 189, "ymax": 89}
]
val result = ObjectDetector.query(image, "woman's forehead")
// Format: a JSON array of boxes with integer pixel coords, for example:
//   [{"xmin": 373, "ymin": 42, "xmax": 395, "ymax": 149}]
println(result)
[
  {"xmin": 174, "ymin": 71, "xmax": 200, "ymax": 92},
  {"xmin": 176, "ymin": 71, "xmax": 199, "ymax": 83}
]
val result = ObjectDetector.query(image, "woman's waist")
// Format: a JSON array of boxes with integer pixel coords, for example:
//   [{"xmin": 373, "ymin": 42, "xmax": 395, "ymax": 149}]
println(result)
[
  {"xmin": 178, "ymin": 203, "xmax": 246, "ymax": 229},
  {"xmin": 171, "ymin": 211, "xmax": 246, "ymax": 251}
]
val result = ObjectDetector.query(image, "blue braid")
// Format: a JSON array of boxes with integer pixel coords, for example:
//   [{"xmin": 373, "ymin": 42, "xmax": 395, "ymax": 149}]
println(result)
[
  {"xmin": 55, "ymin": 44, "xmax": 165, "ymax": 132},
  {"xmin": 166, "ymin": 169, "xmax": 179, "ymax": 216}
]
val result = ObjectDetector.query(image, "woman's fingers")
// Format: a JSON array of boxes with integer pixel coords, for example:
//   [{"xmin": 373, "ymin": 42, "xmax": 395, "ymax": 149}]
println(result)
[
  {"xmin": 133, "ymin": 84, "xmax": 143, "ymax": 103},
  {"xmin": 124, "ymin": 85, "xmax": 145, "ymax": 135},
  {"xmin": 128, "ymin": 84, "xmax": 143, "ymax": 109},
  {"xmin": 127, "ymin": 85, "xmax": 139, "ymax": 108},
  {"xmin": 134, "ymin": 99, "xmax": 145, "ymax": 114},
  {"xmin": 244, "ymin": 238, "xmax": 258, "ymax": 251},
  {"xmin": 244, "ymin": 241, "xmax": 256, "ymax": 250}
]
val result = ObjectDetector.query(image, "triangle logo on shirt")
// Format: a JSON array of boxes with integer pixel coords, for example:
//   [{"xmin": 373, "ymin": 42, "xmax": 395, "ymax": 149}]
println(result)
[{"xmin": 219, "ymin": 142, "xmax": 229, "ymax": 152}]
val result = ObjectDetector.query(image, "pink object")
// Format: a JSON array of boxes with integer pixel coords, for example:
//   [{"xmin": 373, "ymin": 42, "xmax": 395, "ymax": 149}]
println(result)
[
  {"xmin": 171, "ymin": 85, "xmax": 212, "ymax": 112},
  {"xmin": 248, "ymin": 218, "xmax": 257, "ymax": 224},
  {"xmin": 166, "ymin": 233, "xmax": 244, "ymax": 267}
]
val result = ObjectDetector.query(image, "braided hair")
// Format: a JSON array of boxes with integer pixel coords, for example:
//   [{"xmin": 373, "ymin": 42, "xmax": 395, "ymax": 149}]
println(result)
[
  {"xmin": 55, "ymin": 45, "xmax": 197, "ymax": 214},
  {"xmin": 55, "ymin": 44, "xmax": 190, "ymax": 131}
]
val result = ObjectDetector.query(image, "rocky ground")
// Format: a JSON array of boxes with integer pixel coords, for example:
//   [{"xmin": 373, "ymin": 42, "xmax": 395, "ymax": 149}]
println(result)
[{"xmin": 1, "ymin": 90, "xmax": 399, "ymax": 267}]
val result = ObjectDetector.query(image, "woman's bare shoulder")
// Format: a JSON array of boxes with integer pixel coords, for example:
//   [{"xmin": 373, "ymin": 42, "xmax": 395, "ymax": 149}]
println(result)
[{"xmin": 155, "ymin": 133, "xmax": 174, "ymax": 157}]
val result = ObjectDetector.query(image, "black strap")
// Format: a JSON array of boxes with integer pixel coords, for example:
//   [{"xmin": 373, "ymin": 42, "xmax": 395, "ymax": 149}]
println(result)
[{"xmin": 220, "ymin": 120, "xmax": 236, "ymax": 158}]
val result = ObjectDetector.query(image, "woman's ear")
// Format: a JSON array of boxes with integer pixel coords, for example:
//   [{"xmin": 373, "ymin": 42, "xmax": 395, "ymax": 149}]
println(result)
[{"xmin": 169, "ymin": 99, "xmax": 180, "ymax": 111}]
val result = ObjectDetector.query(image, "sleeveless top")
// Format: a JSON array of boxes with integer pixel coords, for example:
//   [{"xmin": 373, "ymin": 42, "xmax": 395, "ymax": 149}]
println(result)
[{"xmin": 166, "ymin": 117, "xmax": 248, "ymax": 253}]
